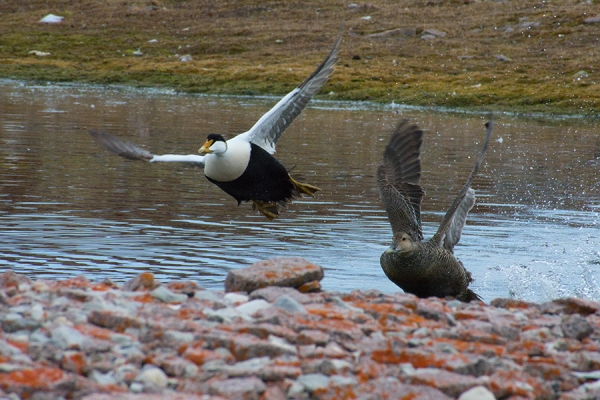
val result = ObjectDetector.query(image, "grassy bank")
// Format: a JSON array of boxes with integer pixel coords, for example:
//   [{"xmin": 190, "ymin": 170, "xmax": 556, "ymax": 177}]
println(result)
[{"xmin": 1, "ymin": 0, "xmax": 599, "ymax": 115}]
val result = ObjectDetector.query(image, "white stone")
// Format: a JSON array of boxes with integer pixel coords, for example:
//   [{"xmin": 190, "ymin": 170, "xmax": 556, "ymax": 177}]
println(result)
[
  {"xmin": 39, "ymin": 14, "xmax": 63, "ymax": 23},
  {"xmin": 458, "ymin": 385, "xmax": 496, "ymax": 400},
  {"xmin": 235, "ymin": 299, "xmax": 271, "ymax": 316},
  {"xmin": 224, "ymin": 292, "xmax": 249, "ymax": 306},
  {"xmin": 134, "ymin": 365, "xmax": 168, "ymax": 388},
  {"xmin": 268, "ymin": 335, "xmax": 297, "ymax": 355},
  {"xmin": 89, "ymin": 370, "xmax": 116, "ymax": 386},
  {"xmin": 298, "ymin": 373, "xmax": 330, "ymax": 392}
]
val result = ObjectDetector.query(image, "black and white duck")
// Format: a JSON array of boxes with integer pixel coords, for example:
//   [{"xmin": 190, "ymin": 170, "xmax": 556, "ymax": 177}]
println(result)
[
  {"xmin": 378, "ymin": 119, "xmax": 493, "ymax": 302},
  {"xmin": 92, "ymin": 36, "xmax": 341, "ymax": 219}
]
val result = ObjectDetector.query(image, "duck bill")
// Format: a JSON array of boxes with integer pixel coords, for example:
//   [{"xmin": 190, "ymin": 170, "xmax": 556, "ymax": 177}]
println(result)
[
  {"xmin": 198, "ymin": 139, "xmax": 214, "ymax": 154},
  {"xmin": 384, "ymin": 245, "xmax": 397, "ymax": 255}
]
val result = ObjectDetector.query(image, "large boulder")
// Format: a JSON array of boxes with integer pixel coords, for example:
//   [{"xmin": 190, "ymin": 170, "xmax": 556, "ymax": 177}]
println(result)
[{"xmin": 224, "ymin": 257, "xmax": 324, "ymax": 293}]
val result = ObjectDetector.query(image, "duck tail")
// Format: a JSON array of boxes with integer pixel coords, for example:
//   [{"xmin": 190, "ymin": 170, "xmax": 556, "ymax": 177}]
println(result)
[
  {"xmin": 290, "ymin": 176, "xmax": 321, "ymax": 197},
  {"xmin": 464, "ymin": 289, "xmax": 483, "ymax": 302}
]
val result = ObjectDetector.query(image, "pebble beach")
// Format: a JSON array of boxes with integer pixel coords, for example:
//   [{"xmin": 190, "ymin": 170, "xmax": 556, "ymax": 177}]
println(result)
[{"xmin": 1, "ymin": 257, "xmax": 600, "ymax": 400}]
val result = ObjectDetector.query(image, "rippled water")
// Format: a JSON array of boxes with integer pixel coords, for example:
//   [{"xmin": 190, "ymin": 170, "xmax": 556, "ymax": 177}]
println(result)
[{"xmin": 1, "ymin": 80, "xmax": 599, "ymax": 303}]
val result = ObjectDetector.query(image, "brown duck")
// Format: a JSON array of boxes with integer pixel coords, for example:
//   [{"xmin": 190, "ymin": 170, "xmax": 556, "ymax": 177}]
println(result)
[{"xmin": 378, "ymin": 119, "xmax": 493, "ymax": 302}]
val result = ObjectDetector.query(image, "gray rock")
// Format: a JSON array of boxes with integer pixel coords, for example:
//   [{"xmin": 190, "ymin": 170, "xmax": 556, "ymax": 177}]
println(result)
[
  {"xmin": 209, "ymin": 377, "xmax": 267, "ymax": 399},
  {"xmin": 227, "ymin": 356, "xmax": 272, "ymax": 376},
  {"xmin": 0, "ymin": 313, "xmax": 41, "ymax": 333},
  {"xmin": 164, "ymin": 330, "xmax": 195, "ymax": 344},
  {"xmin": 330, "ymin": 296, "xmax": 364, "ymax": 313},
  {"xmin": 584, "ymin": 16, "xmax": 600, "ymax": 24},
  {"xmin": 365, "ymin": 27, "xmax": 417, "ymax": 38},
  {"xmin": 273, "ymin": 295, "xmax": 307, "ymax": 314},
  {"xmin": 561, "ymin": 314, "xmax": 593, "ymax": 340},
  {"xmin": 330, "ymin": 375, "xmax": 358, "ymax": 387},
  {"xmin": 51, "ymin": 325, "xmax": 88, "ymax": 350},
  {"xmin": 89, "ymin": 369, "xmax": 116, "ymax": 386},
  {"xmin": 298, "ymin": 373, "xmax": 331, "ymax": 392},
  {"xmin": 423, "ymin": 28, "xmax": 446, "ymax": 37},
  {"xmin": 203, "ymin": 307, "xmax": 253, "ymax": 323},
  {"xmin": 267, "ymin": 335, "xmax": 297, "ymax": 355},
  {"xmin": 0, "ymin": 363, "xmax": 27, "ymax": 372},
  {"xmin": 0, "ymin": 339, "xmax": 26, "ymax": 356},
  {"xmin": 150, "ymin": 286, "xmax": 188, "ymax": 303},
  {"xmin": 194, "ymin": 290, "xmax": 223, "ymax": 303},
  {"xmin": 250, "ymin": 286, "xmax": 312, "ymax": 303}
]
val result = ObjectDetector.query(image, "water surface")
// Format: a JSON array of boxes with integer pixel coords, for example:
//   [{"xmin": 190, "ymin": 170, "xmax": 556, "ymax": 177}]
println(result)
[{"xmin": 1, "ymin": 80, "xmax": 599, "ymax": 303}]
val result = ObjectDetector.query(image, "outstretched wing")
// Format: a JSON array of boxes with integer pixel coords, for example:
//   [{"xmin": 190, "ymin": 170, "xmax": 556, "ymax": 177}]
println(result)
[
  {"xmin": 236, "ymin": 35, "xmax": 341, "ymax": 153},
  {"xmin": 443, "ymin": 187, "xmax": 475, "ymax": 252},
  {"xmin": 431, "ymin": 119, "xmax": 493, "ymax": 247},
  {"xmin": 90, "ymin": 130, "xmax": 205, "ymax": 165},
  {"xmin": 377, "ymin": 119, "xmax": 425, "ymax": 240}
]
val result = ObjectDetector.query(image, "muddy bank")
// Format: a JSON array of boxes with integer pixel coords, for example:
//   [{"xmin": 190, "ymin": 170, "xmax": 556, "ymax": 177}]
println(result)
[
  {"xmin": 1, "ymin": 259, "xmax": 600, "ymax": 399},
  {"xmin": 1, "ymin": 0, "xmax": 599, "ymax": 115}
]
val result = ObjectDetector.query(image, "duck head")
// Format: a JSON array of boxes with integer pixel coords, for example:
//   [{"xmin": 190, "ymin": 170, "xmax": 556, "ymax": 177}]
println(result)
[
  {"xmin": 385, "ymin": 232, "xmax": 417, "ymax": 255},
  {"xmin": 199, "ymin": 134, "xmax": 227, "ymax": 155}
]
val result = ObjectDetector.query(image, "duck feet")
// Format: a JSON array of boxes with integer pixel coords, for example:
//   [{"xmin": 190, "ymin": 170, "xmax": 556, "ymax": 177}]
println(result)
[
  {"xmin": 252, "ymin": 200, "xmax": 280, "ymax": 220},
  {"xmin": 290, "ymin": 176, "xmax": 321, "ymax": 197}
]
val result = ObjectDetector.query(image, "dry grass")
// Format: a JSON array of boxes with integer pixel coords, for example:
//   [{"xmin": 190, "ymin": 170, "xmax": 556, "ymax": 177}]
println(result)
[{"xmin": 1, "ymin": 0, "xmax": 599, "ymax": 114}]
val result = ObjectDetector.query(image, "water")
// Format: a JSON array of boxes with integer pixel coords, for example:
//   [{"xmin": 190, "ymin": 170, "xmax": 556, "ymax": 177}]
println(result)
[{"xmin": 1, "ymin": 80, "xmax": 599, "ymax": 303}]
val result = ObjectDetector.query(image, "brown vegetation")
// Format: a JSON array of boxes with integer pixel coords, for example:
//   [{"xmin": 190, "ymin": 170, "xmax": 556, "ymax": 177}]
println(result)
[{"xmin": 1, "ymin": 0, "xmax": 599, "ymax": 114}]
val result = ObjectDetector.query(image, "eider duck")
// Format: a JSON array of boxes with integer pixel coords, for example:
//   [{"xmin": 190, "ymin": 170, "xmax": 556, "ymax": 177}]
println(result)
[
  {"xmin": 378, "ymin": 119, "xmax": 493, "ymax": 302},
  {"xmin": 91, "ymin": 36, "xmax": 341, "ymax": 219}
]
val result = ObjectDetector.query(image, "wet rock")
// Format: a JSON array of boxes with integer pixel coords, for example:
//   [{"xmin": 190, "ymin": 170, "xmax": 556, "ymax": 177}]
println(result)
[{"xmin": 224, "ymin": 257, "xmax": 324, "ymax": 293}]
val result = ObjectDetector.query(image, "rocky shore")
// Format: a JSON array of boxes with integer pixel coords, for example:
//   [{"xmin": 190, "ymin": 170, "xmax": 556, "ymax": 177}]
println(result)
[{"xmin": 1, "ymin": 258, "xmax": 600, "ymax": 400}]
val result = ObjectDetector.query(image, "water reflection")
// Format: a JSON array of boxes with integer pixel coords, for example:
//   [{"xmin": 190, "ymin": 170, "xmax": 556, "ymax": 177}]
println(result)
[{"xmin": 1, "ymin": 80, "xmax": 599, "ymax": 303}]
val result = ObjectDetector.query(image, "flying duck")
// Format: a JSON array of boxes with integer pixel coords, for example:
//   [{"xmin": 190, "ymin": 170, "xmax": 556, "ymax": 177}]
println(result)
[
  {"xmin": 378, "ymin": 119, "xmax": 493, "ymax": 302},
  {"xmin": 91, "ymin": 36, "xmax": 341, "ymax": 219}
]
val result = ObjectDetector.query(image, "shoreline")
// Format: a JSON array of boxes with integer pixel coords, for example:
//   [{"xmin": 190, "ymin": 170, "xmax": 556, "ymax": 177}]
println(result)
[
  {"xmin": 2, "ymin": 78, "xmax": 597, "ymax": 123},
  {"xmin": 1, "ymin": 260, "xmax": 600, "ymax": 399},
  {"xmin": 1, "ymin": 1, "xmax": 600, "ymax": 116}
]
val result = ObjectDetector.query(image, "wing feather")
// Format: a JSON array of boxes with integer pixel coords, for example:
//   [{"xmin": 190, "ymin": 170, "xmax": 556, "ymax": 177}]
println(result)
[
  {"xmin": 378, "ymin": 119, "xmax": 425, "ymax": 240},
  {"xmin": 90, "ymin": 130, "xmax": 205, "ymax": 165},
  {"xmin": 237, "ymin": 35, "xmax": 341, "ymax": 153},
  {"xmin": 431, "ymin": 120, "xmax": 493, "ymax": 246}
]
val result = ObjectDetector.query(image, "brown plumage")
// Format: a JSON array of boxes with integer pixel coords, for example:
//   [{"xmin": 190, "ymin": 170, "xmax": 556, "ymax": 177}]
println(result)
[{"xmin": 378, "ymin": 119, "xmax": 493, "ymax": 302}]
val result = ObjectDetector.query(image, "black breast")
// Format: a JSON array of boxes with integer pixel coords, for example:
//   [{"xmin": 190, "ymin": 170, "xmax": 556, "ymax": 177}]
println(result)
[{"xmin": 206, "ymin": 143, "xmax": 295, "ymax": 204}]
